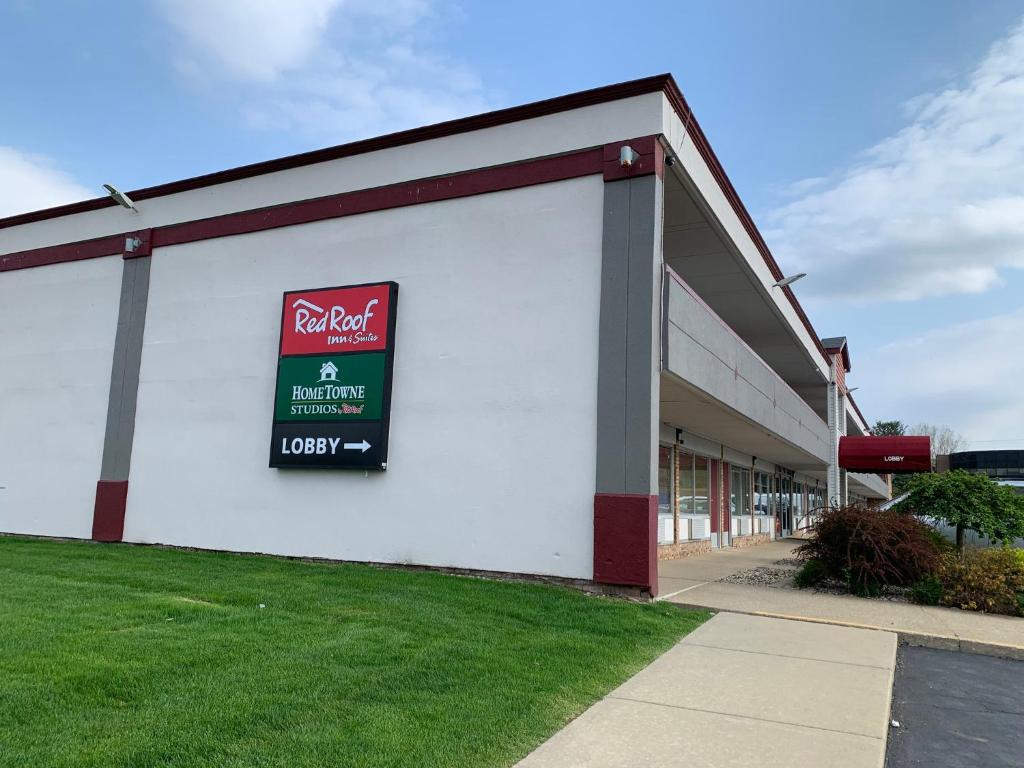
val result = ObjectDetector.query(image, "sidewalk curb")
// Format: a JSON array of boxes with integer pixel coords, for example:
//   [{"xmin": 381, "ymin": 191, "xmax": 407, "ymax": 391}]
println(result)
[
  {"xmin": 879, "ymin": 635, "xmax": 897, "ymax": 768},
  {"xmin": 668, "ymin": 603, "xmax": 1024, "ymax": 661}
]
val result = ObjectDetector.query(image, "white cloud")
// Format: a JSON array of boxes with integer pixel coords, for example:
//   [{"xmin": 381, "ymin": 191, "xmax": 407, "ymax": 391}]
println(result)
[
  {"xmin": 158, "ymin": 0, "xmax": 341, "ymax": 82},
  {"xmin": 765, "ymin": 18, "xmax": 1024, "ymax": 303},
  {"xmin": 855, "ymin": 307, "xmax": 1024, "ymax": 447},
  {"xmin": 155, "ymin": 0, "xmax": 491, "ymax": 140},
  {"xmin": 0, "ymin": 146, "xmax": 91, "ymax": 218}
]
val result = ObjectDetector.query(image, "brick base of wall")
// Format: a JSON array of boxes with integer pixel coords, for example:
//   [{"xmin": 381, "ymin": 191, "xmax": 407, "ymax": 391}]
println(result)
[
  {"xmin": 657, "ymin": 539, "xmax": 713, "ymax": 560},
  {"xmin": 731, "ymin": 533, "xmax": 772, "ymax": 549}
]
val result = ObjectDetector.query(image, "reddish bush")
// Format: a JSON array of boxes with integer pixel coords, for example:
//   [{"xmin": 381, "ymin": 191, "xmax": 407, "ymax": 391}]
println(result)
[{"xmin": 796, "ymin": 504, "xmax": 942, "ymax": 594}]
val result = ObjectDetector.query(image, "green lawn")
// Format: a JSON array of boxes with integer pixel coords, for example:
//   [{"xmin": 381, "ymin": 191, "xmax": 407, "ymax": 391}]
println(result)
[{"xmin": 0, "ymin": 536, "xmax": 706, "ymax": 768}]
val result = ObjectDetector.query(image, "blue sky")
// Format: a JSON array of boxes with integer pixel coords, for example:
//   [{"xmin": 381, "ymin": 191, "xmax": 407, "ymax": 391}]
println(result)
[{"xmin": 3, "ymin": 0, "xmax": 1024, "ymax": 448}]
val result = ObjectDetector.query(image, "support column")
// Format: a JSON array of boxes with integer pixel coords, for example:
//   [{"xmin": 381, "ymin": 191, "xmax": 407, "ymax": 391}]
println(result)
[
  {"xmin": 92, "ymin": 232, "xmax": 152, "ymax": 542},
  {"xmin": 826, "ymin": 363, "xmax": 840, "ymax": 507},
  {"xmin": 826, "ymin": 358, "xmax": 849, "ymax": 508},
  {"xmin": 593, "ymin": 137, "xmax": 664, "ymax": 595}
]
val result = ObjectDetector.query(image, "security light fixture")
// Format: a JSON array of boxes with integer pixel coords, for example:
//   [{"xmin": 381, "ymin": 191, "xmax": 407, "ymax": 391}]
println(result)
[
  {"xmin": 103, "ymin": 183, "xmax": 138, "ymax": 212},
  {"xmin": 847, "ymin": 387, "xmax": 860, "ymax": 393},
  {"xmin": 772, "ymin": 273, "xmax": 807, "ymax": 288},
  {"xmin": 619, "ymin": 145, "xmax": 639, "ymax": 168}
]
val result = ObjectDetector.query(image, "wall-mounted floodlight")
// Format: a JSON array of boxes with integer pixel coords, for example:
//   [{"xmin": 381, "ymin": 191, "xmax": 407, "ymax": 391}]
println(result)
[
  {"xmin": 103, "ymin": 183, "xmax": 138, "ymax": 212},
  {"xmin": 619, "ymin": 145, "xmax": 639, "ymax": 168},
  {"xmin": 847, "ymin": 387, "xmax": 860, "ymax": 393},
  {"xmin": 772, "ymin": 273, "xmax": 807, "ymax": 288}
]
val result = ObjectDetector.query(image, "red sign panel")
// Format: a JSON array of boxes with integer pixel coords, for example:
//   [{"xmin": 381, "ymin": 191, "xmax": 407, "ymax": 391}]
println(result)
[
  {"xmin": 838, "ymin": 436, "xmax": 932, "ymax": 473},
  {"xmin": 280, "ymin": 283, "xmax": 393, "ymax": 356}
]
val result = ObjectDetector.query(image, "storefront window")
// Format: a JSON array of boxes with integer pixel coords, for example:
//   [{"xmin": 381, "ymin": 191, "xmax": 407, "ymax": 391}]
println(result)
[
  {"xmin": 675, "ymin": 450, "xmax": 711, "ymax": 541},
  {"xmin": 730, "ymin": 466, "xmax": 752, "ymax": 537},
  {"xmin": 693, "ymin": 455, "xmax": 709, "ymax": 515},
  {"xmin": 658, "ymin": 447, "xmax": 674, "ymax": 544},
  {"xmin": 678, "ymin": 451, "xmax": 694, "ymax": 515}
]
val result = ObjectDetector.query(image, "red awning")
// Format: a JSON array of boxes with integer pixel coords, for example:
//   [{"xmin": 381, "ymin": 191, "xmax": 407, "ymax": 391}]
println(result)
[{"xmin": 839, "ymin": 436, "xmax": 931, "ymax": 473}]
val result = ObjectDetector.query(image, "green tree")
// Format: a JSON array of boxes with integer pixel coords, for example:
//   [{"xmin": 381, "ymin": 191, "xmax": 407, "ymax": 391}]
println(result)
[
  {"xmin": 895, "ymin": 470, "xmax": 1024, "ymax": 552},
  {"xmin": 872, "ymin": 420, "xmax": 907, "ymax": 436}
]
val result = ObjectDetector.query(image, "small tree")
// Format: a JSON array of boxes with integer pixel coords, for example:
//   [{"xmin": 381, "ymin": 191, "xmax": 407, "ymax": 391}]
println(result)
[
  {"xmin": 871, "ymin": 420, "xmax": 907, "ymax": 437},
  {"xmin": 896, "ymin": 470, "xmax": 1024, "ymax": 552}
]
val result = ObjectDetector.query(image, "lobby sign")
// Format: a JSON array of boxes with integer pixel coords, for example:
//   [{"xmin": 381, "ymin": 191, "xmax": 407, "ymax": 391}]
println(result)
[
  {"xmin": 838, "ymin": 435, "xmax": 931, "ymax": 473},
  {"xmin": 270, "ymin": 281, "xmax": 398, "ymax": 470}
]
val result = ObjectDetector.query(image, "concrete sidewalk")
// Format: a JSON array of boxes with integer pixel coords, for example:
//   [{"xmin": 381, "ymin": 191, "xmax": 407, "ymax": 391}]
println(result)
[
  {"xmin": 658, "ymin": 540, "xmax": 799, "ymax": 596},
  {"xmin": 516, "ymin": 613, "xmax": 897, "ymax": 768},
  {"xmin": 658, "ymin": 541, "xmax": 1024, "ymax": 658}
]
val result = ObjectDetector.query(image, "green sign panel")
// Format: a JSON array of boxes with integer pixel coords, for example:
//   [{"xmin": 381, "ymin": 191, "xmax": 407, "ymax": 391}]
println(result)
[{"xmin": 274, "ymin": 353, "xmax": 385, "ymax": 422}]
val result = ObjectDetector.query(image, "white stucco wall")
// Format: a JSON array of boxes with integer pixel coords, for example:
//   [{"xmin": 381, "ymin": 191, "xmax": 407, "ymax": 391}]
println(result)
[
  {"xmin": 124, "ymin": 177, "xmax": 604, "ymax": 579},
  {"xmin": 0, "ymin": 256, "xmax": 122, "ymax": 537}
]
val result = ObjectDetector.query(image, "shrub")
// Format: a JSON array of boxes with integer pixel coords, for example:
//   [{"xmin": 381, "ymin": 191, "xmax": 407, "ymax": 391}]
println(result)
[
  {"xmin": 938, "ymin": 548, "xmax": 1024, "ymax": 616},
  {"xmin": 1011, "ymin": 547, "xmax": 1024, "ymax": 570},
  {"xmin": 849, "ymin": 575, "xmax": 883, "ymax": 598},
  {"xmin": 924, "ymin": 526, "xmax": 956, "ymax": 555},
  {"xmin": 909, "ymin": 576, "xmax": 943, "ymax": 606},
  {"xmin": 793, "ymin": 559, "xmax": 828, "ymax": 588},
  {"xmin": 796, "ymin": 504, "xmax": 942, "ymax": 595}
]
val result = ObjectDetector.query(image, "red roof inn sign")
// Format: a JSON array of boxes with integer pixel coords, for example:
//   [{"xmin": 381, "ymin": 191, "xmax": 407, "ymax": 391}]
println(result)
[
  {"xmin": 270, "ymin": 282, "xmax": 399, "ymax": 470},
  {"xmin": 838, "ymin": 435, "xmax": 932, "ymax": 473}
]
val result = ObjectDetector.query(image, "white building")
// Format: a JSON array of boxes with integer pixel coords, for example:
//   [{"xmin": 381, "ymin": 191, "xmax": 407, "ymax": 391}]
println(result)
[{"xmin": 0, "ymin": 75, "xmax": 890, "ymax": 595}]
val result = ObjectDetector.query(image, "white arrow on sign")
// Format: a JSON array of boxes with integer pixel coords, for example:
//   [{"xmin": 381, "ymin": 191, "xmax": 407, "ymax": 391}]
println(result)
[{"xmin": 343, "ymin": 440, "xmax": 372, "ymax": 453}]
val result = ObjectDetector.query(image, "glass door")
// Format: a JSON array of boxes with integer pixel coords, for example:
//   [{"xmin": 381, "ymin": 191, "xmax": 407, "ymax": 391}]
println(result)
[
  {"xmin": 777, "ymin": 474, "xmax": 792, "ymax": 537},
  {"xmin": 792, "ymin": 482, "xmax": 805, "ymax": 533}
]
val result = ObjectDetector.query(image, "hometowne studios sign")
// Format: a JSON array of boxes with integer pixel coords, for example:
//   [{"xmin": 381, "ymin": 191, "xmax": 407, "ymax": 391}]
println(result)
[{"xmin": 270, "ymin": 281, "xmax": 399, "ymax": 469}]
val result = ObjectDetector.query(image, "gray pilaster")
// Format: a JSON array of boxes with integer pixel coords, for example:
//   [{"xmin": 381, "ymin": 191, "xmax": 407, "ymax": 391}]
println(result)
[
  {"xmin": 826, "ymin": 364, "xmax": 851, "ymax": 507},
  {"xmin": 99, "ymin": 256, "xmax": 151, "ymax": 481},
  {"xmin": 595, "ymin": 174, "xmax": 663, "ymax": 495}
]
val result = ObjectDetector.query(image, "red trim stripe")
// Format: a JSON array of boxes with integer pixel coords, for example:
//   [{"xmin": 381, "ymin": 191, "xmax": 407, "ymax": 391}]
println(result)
[
  {"xmin": 1, "ymin": 148, "xmax": 605, "ymax": 273},
  {"xmin": 155, "ymin": 148, "xmax": 603, "ymax": 249},
  {"xmin": 0, "ymin": 233, "xmax": 124, "ymax": 272}
]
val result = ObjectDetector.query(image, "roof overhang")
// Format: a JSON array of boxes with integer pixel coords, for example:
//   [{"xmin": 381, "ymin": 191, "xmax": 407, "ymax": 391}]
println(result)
[{"xmin": 823, "ymin": 341, "xmax": 851, "ymax": 372}]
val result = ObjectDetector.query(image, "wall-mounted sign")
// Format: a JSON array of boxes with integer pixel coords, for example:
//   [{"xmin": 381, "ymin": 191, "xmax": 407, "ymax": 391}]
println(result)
[
  {"xmin": 281, "ymin": 283, "xmax": 392, "ymax": 355},
  {"xmin": 270, "ymin": 282, "xmax": 398, "ymax": 470}
]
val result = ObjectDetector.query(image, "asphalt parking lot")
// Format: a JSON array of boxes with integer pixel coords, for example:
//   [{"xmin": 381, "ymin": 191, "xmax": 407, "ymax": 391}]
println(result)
[{"xmin": 886, "ymin": 645, "xmax": 1024, "ymax": 768}]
